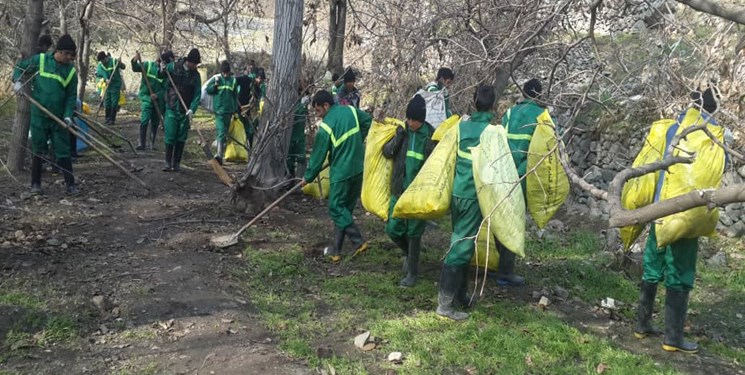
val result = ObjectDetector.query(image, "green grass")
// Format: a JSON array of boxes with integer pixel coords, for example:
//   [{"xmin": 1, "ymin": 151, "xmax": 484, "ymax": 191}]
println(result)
[
  {"xmin": 237, "ymin": 227, "xmax": 680, "ymax": 374},
  {"xmin": 0, "ymin": 291, "xmax": 45, "ymax": 310}
]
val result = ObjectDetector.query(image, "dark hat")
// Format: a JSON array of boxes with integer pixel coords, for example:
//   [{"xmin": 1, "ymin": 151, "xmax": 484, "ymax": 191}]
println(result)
[
  {"xmin": 160, "ymin": 50, "xmax": 174, "ymax": 64},
  {"xmin": 406, "ymin": 95, "xmax": 427, "ymax": 122},
  {"xmin": 55, "ymin": 34, "xmax": 77, "ymax": 52},
  {"xmin": 220, "ymin": 60, "xmax": 231, "ymax": 73},
  {"xmin": 343, "ymin": 69, "xmax": 356, "ymax": 83},
  {"xmin": 436, "ymin": 67, "xmax": 454, "ymax": 81},
  {"xmin": 186, "ymin": 48, "xmax": 201, "ymax": 64},
  {"xmin": 523, "ymin": 78, "xmax": 542, "ymax": 99},
  {"xmin": 96, "ymin": 51, "xmax": 107, "ymax": 61},
  {"xmin": 38, "ymin": 34, "xmax": 53, "ymax": 49},
  {"xmin": 255, "ymin": 67, "xmax": 266, "ymax": 80}
]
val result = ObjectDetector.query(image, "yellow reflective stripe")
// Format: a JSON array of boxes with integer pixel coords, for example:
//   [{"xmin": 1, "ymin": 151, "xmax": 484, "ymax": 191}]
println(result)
[
  {"xmin": 102, "ymin": 58, "xmax": 118, "ymax": 71},
  {"xmin": 319, "ymin": 106, "xmax": 361, "ymax": 148},
  {"xmin": 507, "ymin": 133, "xmax": 532, "ymax": 141},
  {"xmin": 39, "ymin": 54, "xmax": 75, "ymax": 87},
  {"xmin": 319, "ymin": 122, "xmax": 334, "ymax": 140},
  {"xmin": 506, "ymin": 108, "xmax": 511, "ymax": 124},
  {"xmin": 146, "ymin": 63, "xmax": 163, "ymax": 83},
  {"xmin": 334, "ymin": 126, "xmax": 359, "ymax": 147},
  {"xmin": 406, "ymin": 150, "xmax": 424, "ymax": 160},
  {"xmin": 457, "ymin": 148, "xmax": 472, "ymax": 160}
]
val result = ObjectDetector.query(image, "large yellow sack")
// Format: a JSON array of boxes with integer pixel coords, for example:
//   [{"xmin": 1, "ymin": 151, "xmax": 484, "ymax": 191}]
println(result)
[
  {"xmin": 472, "ymin": 220, "xmax": 499, "ymax": 271},
  {"xmin": 619, "ymin": 119, "xmax": 674, "ymax": 249},
  {"xmin": 526, "ymin": 110, "xmax": 570, "ymax": 228},
  {"xmin": 472, "ymin": 125, "xmax": 526, "ymax": 257},
  {"xmin": 392, "ymin": 124, "xmax": 458, "ymax": 219},
  {"xmin": 431, "ymin": 115, "xmax": 460, "ymax": 142},
  {"xmin": 656, "ymin": 109, "xmax": 725, "ymax": 247},
  {"xmin": 225, "ymin": 115, "xmax": 248, "ymax": 162},
  {"xmin": 361, "ymin": 118, "xmax": 403, "ymax": 220},
  {"xmin": 302, "ymin": 158, "xmax": 330, "ymax": 199}
]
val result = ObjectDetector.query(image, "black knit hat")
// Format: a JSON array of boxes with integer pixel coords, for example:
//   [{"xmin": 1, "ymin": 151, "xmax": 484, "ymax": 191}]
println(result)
[
  {"xmin": 406, "ymin": 95, "xmax": 427, "ymax": 122},
  {"xmin": 523, "ymin": 78, "xmax": 542, "ymax": 99},
  {"xmin": 160, "ymin": 50, "xmax": 174, "ymax": 64},
  {"xmin": 343, "ymin": 69, "xmax": 356, "ymax": 83},
  {"xmin": 55, "ymin": 34, "xmax": 76, "ymax": 52},
  {"xmin": 220, "ymin": 60, "xmax": 231, "ymax": 73},
  {"xmin": 96, "ymin": 51, "xmax": 107, "ymax": 62},
  {"xmin": 186, "ymin": 48, "xmax": 201, "ymax": 64}
]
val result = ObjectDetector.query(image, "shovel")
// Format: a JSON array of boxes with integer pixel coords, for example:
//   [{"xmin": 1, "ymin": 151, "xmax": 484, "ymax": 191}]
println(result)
[{"xmin": 210, "ymin": 181, "xmax": 303, "ymax": 248}]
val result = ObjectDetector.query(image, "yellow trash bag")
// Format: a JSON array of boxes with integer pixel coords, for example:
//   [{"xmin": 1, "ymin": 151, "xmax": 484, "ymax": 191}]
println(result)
[
  {"xmin": 118, "ymin": 92, "xmax": 126, "ymax": 106},
  {"xmin": 526, "ymin": 110, "xmax": 570, "ymax": 228},
  {"xmin": 225, "ymin": 116, "xmax": 248, "ymax": 162},
  {"xmin": 392, "ymin": 124, "xmax": 458, "ymax": 219},
  {"xmin": 303, "ymin": 157, "xmax": 330, "ymax": 199},
  {"xmin": 432, "ymin": 115, "xmax": 460, "ymax": 142},
  {"xmin": 472, "ymin": 125, "xmax": 526, "ymax": 257},
  {"xmin": 472, "ymin": 220, "xmax": 499, "ymax": 271},
  {"xmin": 656, "ymin": 109, "xmax": 725, "ymax": 247},
  {"xmin": 362, "ymin": 118, "xmax": 403, "ymax": 220},
  {"xmin": 619, "ymin": 119, "xmax": 674, "ymax": 249},
  {"xmin": 82, "ymin": 102, "xmax": 91, "ymax": 114}
]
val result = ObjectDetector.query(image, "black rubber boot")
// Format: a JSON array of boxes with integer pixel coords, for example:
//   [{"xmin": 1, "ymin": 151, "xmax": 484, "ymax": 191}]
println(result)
[
  {"xmin": 496, "ymin": 244, "xmax": 525, "ymax": 286},
  {"xmin": 104, "ymin": 107, "xmax": 111, "ymax": 125},
  {"xmin": 162, "ymin": 144, "xmax": 174, "ymax": 171},
  {"xmin": 136, "ymin": 126, "xmax": 147, "ymax": 150},
  {"xmin": 436, "ymin": 265, "xmax": 469, "ymax": 321},
  {"xmin": 323, "ymin": 227, "xmax": 345, "ymax": 263},
  {"xmin": 400, "ymin": 237, "xmax": 420, "ymax": 287},
  {"xmin": 30, "ymin": 155, "xmax": 43, "ymax": 195},
  {"xmin": 58, "ymin": 158, "xmax": 79, "ymax": 195},
  {"xmin": 215, "ymin": 140, "xmax": 226, "ymax": 165},
  {"xmin": 69, "ymin": 132, "xmax": 79, "ymax": 159},
  {"xmin": 662, "ymin": 289, "xmax": 698, "ymax": 354},
  {"xmin": 111, "ymin": 106, "xmax": 118, "ymax": 125},
  {"xmin": 456, "ymin": 267, "xmax": 477, "ymax": 309},
  {"xmin": 345, "ymin": 223, "xmax": 368, "ymax": 258},
  {"xmin": 173, "ymin": 142, "xmax": 185, "ymax": 171},
  {"xmin": 149, "ymin": 124, "xmax": 158, "ymax": 150},
  {"xmin": 635, "ymin": 281, "xmax": 662, "ymax": 339}
]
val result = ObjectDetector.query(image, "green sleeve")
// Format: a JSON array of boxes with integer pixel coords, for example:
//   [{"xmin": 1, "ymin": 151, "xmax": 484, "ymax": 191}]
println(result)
[
  {"xmin": 64, "ymin": 71, "xmax": 79, "ymax": 119},
  {"xmin": 13, "ymin": 54, "xmax": 40, "ymax": 82},
  {"xmin": 95, "ymin": 62, "xmax": 108, "ymax": 80},
  {"xmin": 303, "ymin": 127, "xmax": 331, "ymax": 182},
  {"xmin": 355, "ymin": 107, "xmax": 372, "ymax": 140},
  {"xmin": 206, "ymin": 77, "xmax": 218, "ymax": 95},
  {"xmin": 189, "ymin": 75, "xmax": 201, "ymax": 113}
]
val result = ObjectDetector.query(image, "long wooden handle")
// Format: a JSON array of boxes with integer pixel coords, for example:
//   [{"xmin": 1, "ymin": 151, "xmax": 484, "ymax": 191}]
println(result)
[
  {"xmin": 232, "ymin": 182, "xmax": 303, "ymax": 239},
  {"xmin": 164, "ymin": 67, "xmax": 208, "ymax": 145},
  {"xmin": 25, "ymin": 95, "xmax": 148, "ymax": 188},
  {"xmin": 135, "ymin": 57, "xmax": 165, "ymax": 125}
]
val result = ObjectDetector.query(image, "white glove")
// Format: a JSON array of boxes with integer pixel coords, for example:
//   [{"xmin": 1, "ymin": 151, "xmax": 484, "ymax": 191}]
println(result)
[
  {"xmin": 160, "ymin": 61, "xmax": 167, "ymax": 70},
  {"xmin": 301, "ymin": 95, "xmax": 310, "ymax": 106},
  {"xmin": 185, "ymin": 109, "xmax": 193, "ymax": 119},
  {"xmin": 724, "ymin": 128, "xmax": 734, "ymax": 145},
  {"xmin": 64, "ymin": 117, "xmax": 72, "ymax": 126},
  {"xmin": 13, "ymin": 81, "xmax": 23, "ymax": 94}
]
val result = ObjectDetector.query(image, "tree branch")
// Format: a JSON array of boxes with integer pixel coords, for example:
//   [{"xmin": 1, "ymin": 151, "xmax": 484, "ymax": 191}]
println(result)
[{"xmin": 674, "ymin": 0, "xmax": 745, "ymax": 25}]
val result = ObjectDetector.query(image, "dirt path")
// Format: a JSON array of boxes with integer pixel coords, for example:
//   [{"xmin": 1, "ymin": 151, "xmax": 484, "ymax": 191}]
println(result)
[{"xmin": 0, "ymin": 115, "xmax": 309, "ymax": 374}]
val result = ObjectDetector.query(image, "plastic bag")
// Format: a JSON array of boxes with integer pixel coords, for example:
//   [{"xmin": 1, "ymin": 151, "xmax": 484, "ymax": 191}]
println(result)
[
  {"xmin": 303, "ymin": 156, "xmax": 330, "ymax": 199},
  {"xmin": 619, "ymin": 119, "xmax": 674, "ymax": 249},
  {"xmin": 656, "ymin": 109, "xmax": 725, "ymax": 247},
  {"xmin": 415, "ymin": 89, "xmax": 447, "ymax": 128},
  {"xmin": 225, "ymin": 115, "xmax": 248, "ymax": 162},
  {"xmin": 362, "ymin": 118, "xmax": 402, "ymax": 220},
  {"xmin": 392, "ymin": 124, "xmax": 458, "ymax": 219},
  {"xmin": 472, "ymin": 220, "xmax": 499, "ymax": 270},
  {"xmin": 431, "ymin": 115, "xmax": 460, "ymax": 142},
  {"xmin": 118, "ymin": 93, "xmax": 126, "ymax": 106},
  {"xmin": 526, "ymin": 109, "xmax": 570, "ymax": 228},
  {"xmin": 472, "ymin": 125, "xmax": 526, "ymax": 257}
]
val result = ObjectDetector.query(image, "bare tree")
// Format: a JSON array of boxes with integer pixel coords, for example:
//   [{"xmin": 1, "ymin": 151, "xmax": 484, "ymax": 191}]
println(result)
[
  {"xmin": 327, "ymin": 0, "xmax": 346, "ymax": 76},
  {"xmin": 75, "ymin": 0, "xmax": 95, "ymax": 99},
  {"xmin": 6, "ymin": 0, "xmax": 44, "ymax": 173}
]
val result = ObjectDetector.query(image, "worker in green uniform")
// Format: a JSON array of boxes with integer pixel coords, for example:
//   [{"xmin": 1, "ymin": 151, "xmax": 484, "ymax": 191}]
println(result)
[
  {"xmin": 206, "ymin": 60, "xmax": 239, "ymax": 164},
  {"xmin": 13, "ymin": 34, "xmax": 79, "ymax": 195},
  {"xmin": 287, "ymin": 84, "xmax": 310, "ymax": 177},
  {"xmin": 95, "ymin": 51, "xmax": 126, "ymax": 125},
  {"xmin": 436, "ymin": 85, "xmax": 496, "ymax": 321},
  {"xmin": 159, "ymin": 48, "xmax": 202, "ymax": 172},
  {"xmin": 497, "ymin": 78, "xmax": 548, "ymax": 286},
  {"xmin": 245, "ymin": 68, "xmax": 267, "ymax": 140},
  {"xmin": 425, "ymin": 68, "xmax": 454, "ymax": 118},
  {"xmin": 383, "ymin": 95, "xmax": 435, "ymax": 287},
  {"xmin": 302, "ymin": 90, "xmax": 372, "ymax": 262},
  {"xmin": 132, "ymin": 51, "xmax": 169, "ymax": 150},
  {"xmin": 334, "ymin": 69, "xmax": 361, "ymax": 108},
  {"xmin": 634, "ymin": 87, "xmax": 722, "ymax": 354}
]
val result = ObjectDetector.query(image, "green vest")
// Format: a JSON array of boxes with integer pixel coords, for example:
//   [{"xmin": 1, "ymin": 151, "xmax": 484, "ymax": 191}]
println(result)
[
  {"xmin": 207, "ymin": 76, "xmax": 239, "ymax": 114},
  {"xmin": 13, "ymin": 53, "xmax": 78, "ymax": 120}
]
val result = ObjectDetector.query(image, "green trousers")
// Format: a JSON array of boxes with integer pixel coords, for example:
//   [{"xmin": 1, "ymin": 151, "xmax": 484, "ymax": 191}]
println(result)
[
  {"xmin": 164, "ymin": 110, "xmax": 190, "ymax": 145},
  {"xmin": 386, "ymin": 195, "xmax": 426, "ymax": 242},
  {"xmin": 642, "ymin": 225, "xmax": 698, "ymax": 292},
  {"xmin": 444, "ymin": 197, "xmax": 483, "ymax": 267},
  {"xmin": 286, "ymin": 137, "xmax": 306, "ymax": 177},
  {"xmin": 104, "ymin": 84, "xmax": 121, "ymax": 110},
  {"xmin": 328, "ymin": 173, "xmax": 363, "ymax": 230},
  {"xmin": 140, "ymin": 99, "xmax": 163, "ymax": 130},
  {"xmin": 214, "ymin": 113, "xmax": 231, "ymax": 143},
  {"xmin": 30, "ymin": 115, "xmax": 71, "ymax": 159}
]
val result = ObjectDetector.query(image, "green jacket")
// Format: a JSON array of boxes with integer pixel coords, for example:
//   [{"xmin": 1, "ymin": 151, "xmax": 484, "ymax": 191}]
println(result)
[
  {"xmin": 96, "ymin": 55, "xmax": 125, "ymax": 87},
  {"xmin": 13, "ymin": 52, "xmax": 78, "ymax": 120},
  {"xmin": 206, "ymin": 75, "xmax": 239, "ymax": 114},
  {"xmin": 453, "ymin": 112, "xmax": 493, "ymax": 199},
  {"xmin": 382, "ymin": 121, "xmax": 435, "ymax": 196},
  {"xmin": 502, "ymin": 99, "xmax": 546, "ymax": 178},
  {"xmin": 426, "ymin": 81, "xmax": 451, "ymax": 117},
  {"xmin": 304, "ymin": 105, "xmax": 372, "ymax": 183},
  {"xmin": 131, "ymin": 59, "xmax": 166, "ymax": 103},
  {"xmin": 291, "ymin": 100, "xmax": 308, "ymax": 144},
  {"xmin": 160, "ymin": 58, "xmax": 201, "ymax": 113}
]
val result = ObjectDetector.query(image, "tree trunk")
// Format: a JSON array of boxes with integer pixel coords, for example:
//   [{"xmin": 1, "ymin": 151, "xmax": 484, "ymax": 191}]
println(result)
[
  {"xmin": 327, "ymin": 0, "xmax": 346, "ymax": 76},
  {"xmin": 161, "ymin": 0, "xmax": 175, "ymax": 50},
  {"xmin": 235, "ymin": 0, "xmax": 304, "ymax": 213},
  {"xmin": 7, "ymin": 0, "xmax": 44, "ymax": 173},
  {"xmin": 59, "ymin": 1, "xmax": 67, "ymax": 34},
  {"xmin": 76, "ymin": 0, "xmax": 95, "ymax": 100}
]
